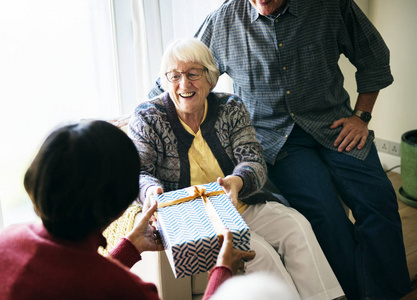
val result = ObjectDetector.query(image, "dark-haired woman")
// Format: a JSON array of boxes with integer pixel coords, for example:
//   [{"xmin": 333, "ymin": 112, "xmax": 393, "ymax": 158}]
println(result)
[{"xmin": 0, "ymin": 120, "xmax": 253, "ymax": 299}]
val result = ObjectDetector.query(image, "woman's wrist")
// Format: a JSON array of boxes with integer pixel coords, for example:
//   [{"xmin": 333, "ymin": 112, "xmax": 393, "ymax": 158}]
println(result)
[{"xmin": 126, "ymin": 230, "xmax": 145, "ymax": 254}]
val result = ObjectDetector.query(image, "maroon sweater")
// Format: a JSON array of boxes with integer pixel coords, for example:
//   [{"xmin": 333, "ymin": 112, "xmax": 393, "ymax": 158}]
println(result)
[{"xmin": 0, "ymin": 223, "xmax": 231, "ymax": 299}]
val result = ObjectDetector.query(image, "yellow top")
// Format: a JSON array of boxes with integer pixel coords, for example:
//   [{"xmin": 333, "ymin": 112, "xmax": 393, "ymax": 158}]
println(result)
[{"xmin": 179, "ymin": 99, "xmax": 247, "ymax": 214}]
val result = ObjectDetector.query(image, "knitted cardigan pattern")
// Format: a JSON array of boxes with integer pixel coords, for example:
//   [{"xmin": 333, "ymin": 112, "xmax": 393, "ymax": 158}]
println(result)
[{"xmin": 129, "ymin": 92, "xmax": 271, "ymax": 204}]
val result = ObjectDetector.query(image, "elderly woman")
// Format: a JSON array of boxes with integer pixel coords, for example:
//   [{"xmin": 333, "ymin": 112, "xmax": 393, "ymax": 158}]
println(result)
[
  {"xmin": 0, "ymin": 120, "xmax": 251, "ymax": 299},
  {"xmin": 129, "ymin": 38, "xmax": 345, "ymax": 300}
]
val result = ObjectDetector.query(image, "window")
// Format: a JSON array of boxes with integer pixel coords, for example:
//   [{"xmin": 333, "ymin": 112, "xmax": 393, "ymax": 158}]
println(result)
[
  {"xmin": 134, "ymin": 0, "xmax": 232, "ymax": 98},
  {"xmin": 0, "ymin": 0, "xmax": 122, "ymax": 227},
  {"xmin": 0, "ymin": 0, "xmax": 229, "ymax": 228}
]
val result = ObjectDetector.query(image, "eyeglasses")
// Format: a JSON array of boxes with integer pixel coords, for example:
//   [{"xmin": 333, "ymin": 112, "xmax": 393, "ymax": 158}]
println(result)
[{"xmin": 165, "ymin": 68, "xmax": 207, "ymax": 83}]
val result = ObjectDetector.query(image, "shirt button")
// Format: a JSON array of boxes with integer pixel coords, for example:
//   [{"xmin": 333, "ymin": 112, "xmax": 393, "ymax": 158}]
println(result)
[
  {"xmin": 285, "ymin": 135, "xmax": 288, "ymax": 138},
  {"xmin": 286, "ymin": 91, "xmax": 290, "ymax": 94},
  {"xmin": 279, "ymin": 43, "xmax": 283, "ymax": 47},
  {"xmin": 282, "ymin": 66, "xmax": 287, "ymax": 71},
  {"xmin": 275, "ymin": 19, "xmax": 279, "ymax": 23},
  {"xmin": 291, "ymin": 113, "xmax": 294, "ymax": 117}
]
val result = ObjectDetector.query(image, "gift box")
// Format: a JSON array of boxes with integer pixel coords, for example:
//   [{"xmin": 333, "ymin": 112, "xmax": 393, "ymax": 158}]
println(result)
[{"xmin": 151, "ymin": 181, "xmax": 251, "ymax": 278}]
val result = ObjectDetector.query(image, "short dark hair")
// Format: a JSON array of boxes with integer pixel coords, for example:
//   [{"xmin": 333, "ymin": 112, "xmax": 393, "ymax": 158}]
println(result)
[{"xmin": 24, "ymin": 120, "xmax": 140, "ymax": 240}]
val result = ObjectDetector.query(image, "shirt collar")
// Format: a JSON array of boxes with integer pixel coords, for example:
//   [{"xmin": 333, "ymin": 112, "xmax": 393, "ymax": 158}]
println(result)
[
  {"xmin": 249, "ymin": 3, "xmax": 260, "ymax": 22},
  {"xmin": 250, "ymin": 0, "xmax": 297, "ymax": 23}
]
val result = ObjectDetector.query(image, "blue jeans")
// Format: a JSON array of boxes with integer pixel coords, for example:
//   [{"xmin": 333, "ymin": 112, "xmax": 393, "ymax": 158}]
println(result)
[{"xmin": 267, "ymin": 124, "xmax": 411, "ymax": 300}]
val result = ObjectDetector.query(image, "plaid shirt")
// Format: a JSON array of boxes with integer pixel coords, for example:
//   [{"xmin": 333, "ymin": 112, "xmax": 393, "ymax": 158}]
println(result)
[{"xmin": 150, "ymin": 0, "xmax": 393, "ymax": 164}]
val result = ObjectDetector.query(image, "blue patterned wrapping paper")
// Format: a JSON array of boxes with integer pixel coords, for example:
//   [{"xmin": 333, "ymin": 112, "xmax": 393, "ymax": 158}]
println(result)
[{"xmin": 152, "ymin": 181, "xmax": 251, "ymax": 278}]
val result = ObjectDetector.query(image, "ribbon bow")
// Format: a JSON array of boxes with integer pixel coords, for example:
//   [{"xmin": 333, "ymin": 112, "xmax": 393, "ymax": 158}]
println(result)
[{"xmin": 157, "ymin": 185, "xmax": 225, "ymax": 208}]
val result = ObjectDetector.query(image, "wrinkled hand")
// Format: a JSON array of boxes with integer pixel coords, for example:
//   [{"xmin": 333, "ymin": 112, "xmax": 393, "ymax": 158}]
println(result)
[
  {"xmin": 216, "ymin": 229, "xmax": 256, "ymax": 275},
  {"xmin": 330, "ymin": 115, "xmax": 369, "ymax": 152},
  {"xmin": 143, "ymin": 186, "xmax": 164, "ymax": 218},
  {"xmin": 127, "ymin": 201, "xmax": 164, "ymax": 254},
  {"xmin": 217, "ymin": 175, "xmax": 243, "ymax": 209}
]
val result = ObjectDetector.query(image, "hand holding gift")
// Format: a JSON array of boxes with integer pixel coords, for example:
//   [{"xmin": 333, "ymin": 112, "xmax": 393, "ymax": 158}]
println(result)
[
  {"xmin": 216, "ymin": 229, "xmax": 256, "ymax": 275},
  {"xmin": 127, "ymin": 202, "xmax": 164, "ymax": 254},
  {"xmin": 144, "ymin": 186, "xmax": 164, "ymax": 212},
  {"xmin": 217, "ymin": 175, "xmax": 243, "ymax": 209}
]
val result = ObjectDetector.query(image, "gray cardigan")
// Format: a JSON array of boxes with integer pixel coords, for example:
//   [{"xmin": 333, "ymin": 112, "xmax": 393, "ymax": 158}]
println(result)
[{"xmin": 129, "ymin": 92, "xmax": 278, "ymax": 205}]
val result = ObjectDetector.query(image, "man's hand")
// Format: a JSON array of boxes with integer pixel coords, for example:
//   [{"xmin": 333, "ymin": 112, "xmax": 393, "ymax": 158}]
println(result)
[
  {"xmin": 216, "ymin": 229, "xmax": 256, "ymax": 275},
  {"xmin": 217, "ymin": 175, "xmax": 243, "ymax": 208},
  {"xmin": 330, "ymin": 115, "xmax": 369, "ymax": 152},
  {"xmin": 127, "ymin": 201, "xmax": 164, "ymax": 254},
  {"xmin": 331, "ymin": 90, "xmax": 378, "ymax": 152}
]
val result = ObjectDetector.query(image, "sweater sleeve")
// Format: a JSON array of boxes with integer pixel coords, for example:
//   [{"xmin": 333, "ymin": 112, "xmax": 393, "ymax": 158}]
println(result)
[
  {"xmin": 226, "ymin": 97, "xmax": 267, "ymax": 199},
  {"xmin": 128, "ymin": 101, "xmax": 165, "ymax": 203},
  {"xmin": 202, "ymin": 266, "xmax": 233, "ymax": 300},
  {"xmin": 108, "ymin": 238, "xmax": 163, "ymax": 300},
  {"xmin": 108, "ymin": 237, "xmax": 142, "ymax": 269}
]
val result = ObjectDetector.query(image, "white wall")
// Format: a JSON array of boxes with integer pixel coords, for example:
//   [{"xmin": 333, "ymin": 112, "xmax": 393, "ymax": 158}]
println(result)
[{"xmin": 341, "ymin": 0, "xmax": 417, "ymax": 172}]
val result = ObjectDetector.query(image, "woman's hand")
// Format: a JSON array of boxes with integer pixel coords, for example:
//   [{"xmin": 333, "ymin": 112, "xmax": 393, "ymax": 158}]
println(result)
[
  {"xmin": 216, "ymin": 229, "xmax": 256, "ymax": 275},
  {"xmin": 143, "ymin": 186, "xmax": 164, "ymax": 212},
  {"xmin": 127, "ymin": 202, "xmax": 164, "ymax": 254},
  {"xmin": 217, "ymin": 175, "xmax": 243, "ymax": 208}
]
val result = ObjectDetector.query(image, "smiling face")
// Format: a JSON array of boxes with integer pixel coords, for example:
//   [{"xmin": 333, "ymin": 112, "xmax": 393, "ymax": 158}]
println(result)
[
  {"xmin": 167, "ymin": 61, "xmax": 212, "ymax": 123},
  {"xmin": 249, "ymin": 0, "xmax": 286, "ymax": 16}
]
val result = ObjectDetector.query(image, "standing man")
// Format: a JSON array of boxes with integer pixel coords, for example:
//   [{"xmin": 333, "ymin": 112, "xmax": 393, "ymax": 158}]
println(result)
[{"xmin": 149, "ymin": 0, "xmax": 411, "ymax": 299}]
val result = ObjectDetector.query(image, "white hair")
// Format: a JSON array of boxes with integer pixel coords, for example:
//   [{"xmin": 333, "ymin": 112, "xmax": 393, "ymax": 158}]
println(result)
[{"xmin": 159, "ymin": 38, "xmax": 220, "ymax": 91}]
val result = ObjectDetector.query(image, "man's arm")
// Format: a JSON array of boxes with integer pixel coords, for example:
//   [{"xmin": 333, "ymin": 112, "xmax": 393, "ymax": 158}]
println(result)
[
  {"xmin": 354, "ymin": 91, "xmax": 379, "ymax": 113},
  {"xmin": 148, "ymin": 77, "xmax": 165, "ymax": 99}
]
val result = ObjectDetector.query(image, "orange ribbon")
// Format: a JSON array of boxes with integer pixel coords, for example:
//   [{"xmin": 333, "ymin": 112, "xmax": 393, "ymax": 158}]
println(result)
[{"xmin": 157, "ymin": 185, "xmax": 225, "ymax": 208}]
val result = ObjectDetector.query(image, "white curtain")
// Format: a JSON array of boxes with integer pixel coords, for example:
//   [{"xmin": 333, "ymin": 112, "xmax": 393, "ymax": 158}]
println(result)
[
  {"xmin": 131, "ymin": 0, "xmax": 231, "ymax": 101},
  {"xmin": 0, "ymin": 200, "xmax": 3, "ymax": 230},
  {"xmin": 0, "ymin": 0, "xmax": 120, "ymax": 227}
]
